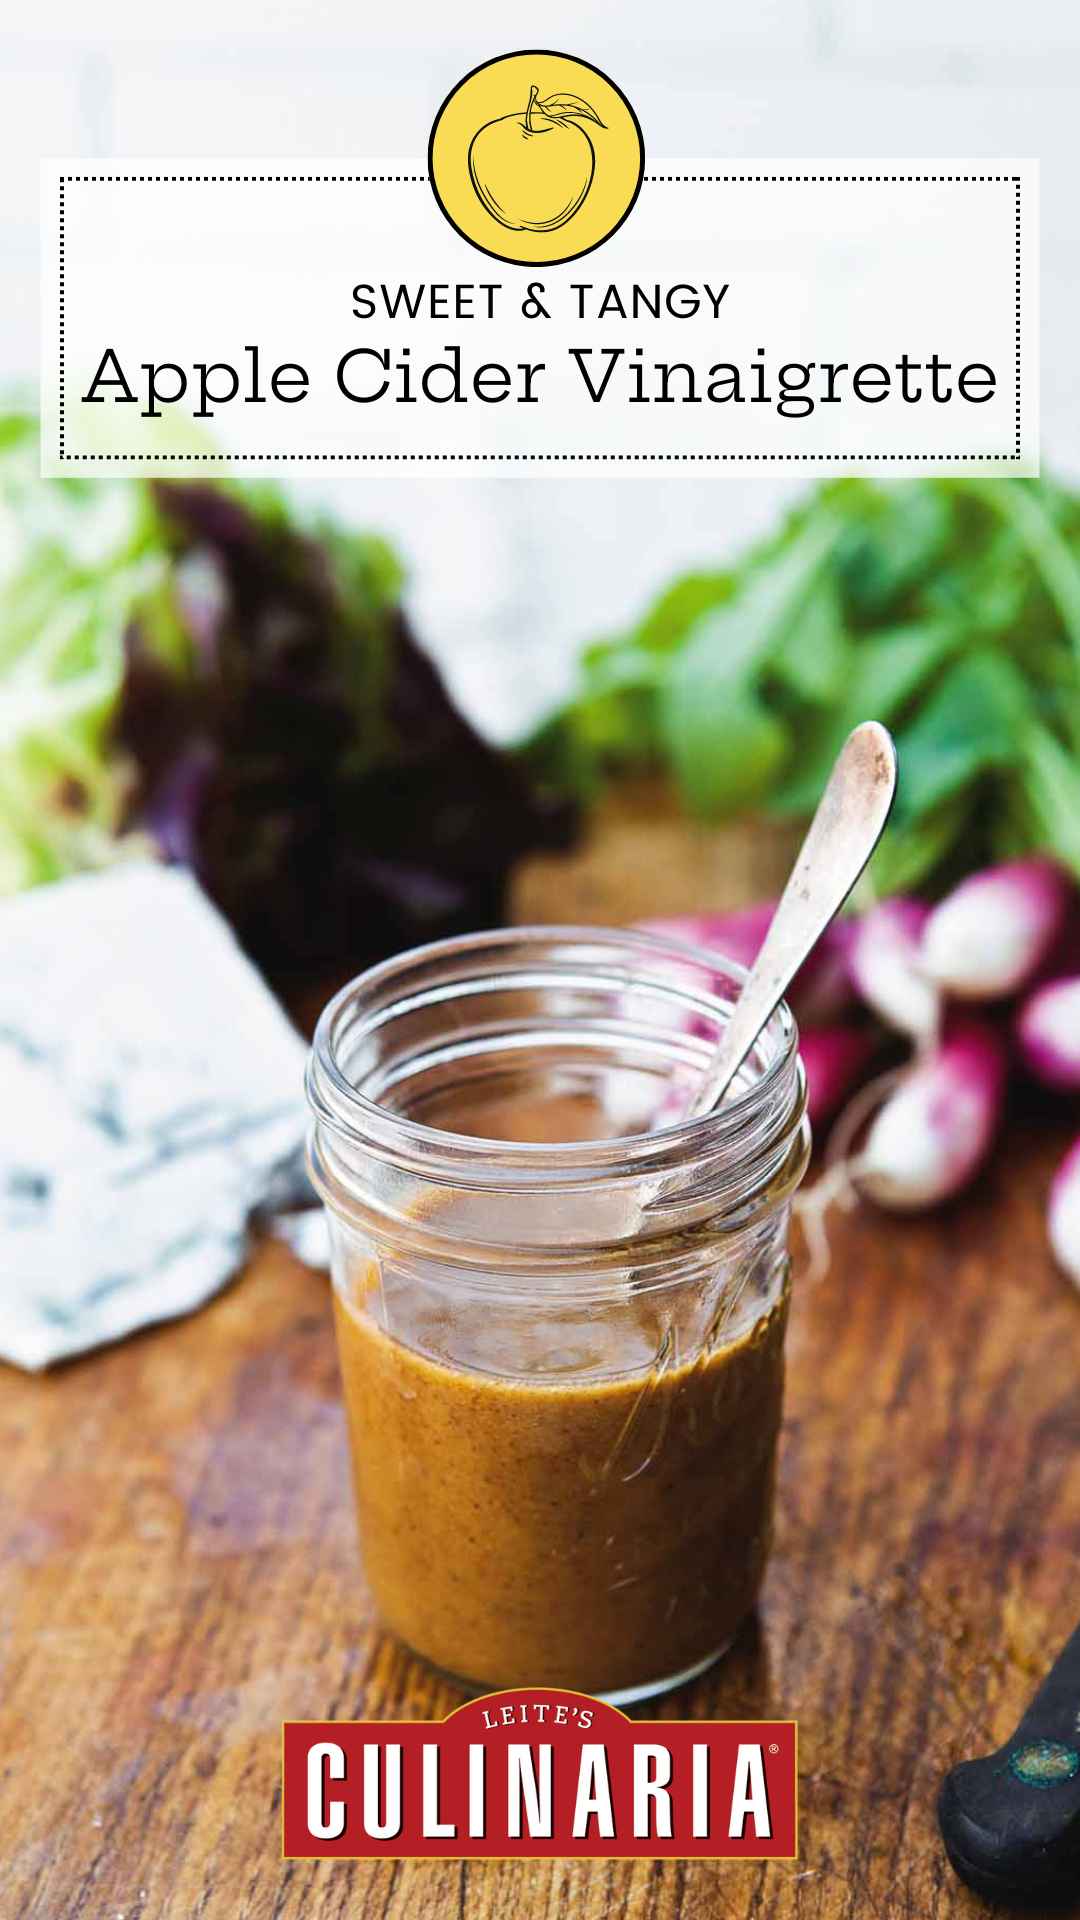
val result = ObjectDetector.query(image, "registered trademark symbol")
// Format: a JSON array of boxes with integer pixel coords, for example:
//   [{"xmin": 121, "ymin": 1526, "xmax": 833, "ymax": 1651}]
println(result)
[{"xmin": 769, "ymin": 1744, "xmax": 780, "ymax": 1754}]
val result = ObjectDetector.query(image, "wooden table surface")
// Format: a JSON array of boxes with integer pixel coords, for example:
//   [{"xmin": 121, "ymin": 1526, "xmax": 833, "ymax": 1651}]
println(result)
[{"xmin": 4, "ymin": 1103, "xmax": 1079, "ymax": 1918}]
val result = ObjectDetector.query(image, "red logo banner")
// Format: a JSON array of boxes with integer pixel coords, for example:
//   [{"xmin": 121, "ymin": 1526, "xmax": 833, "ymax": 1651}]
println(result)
[{"xmin": 283, "ymin": 1689, "xmax": 797, "ymax": 1860}]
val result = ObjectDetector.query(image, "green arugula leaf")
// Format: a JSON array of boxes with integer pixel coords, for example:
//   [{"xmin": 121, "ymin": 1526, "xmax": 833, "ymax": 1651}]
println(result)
[
  {"xmin": 675, "ymin": 508, "xmax": 842, "ymax": 687},
  {"xmin": 632, "ymin": 572, "xmax": 733, "ymax": 652},
  {"xmin": 531, "ymin": 475, "xmax": 1080, "ymax": 894},
  {"xmin": 658, "ymin": 510, "xmax": 842, "ymax": 815},
  {"xmin": 1018, "ymin": 722, "xmax": 1080, "ymax": 877},
  {"xmin": 892, "ymin": 650, "xmax": 1029, "ymax": 823},
  {"xmin": 834, "ymin": 481, "xmax": 953, "ymax": 620},
  {"xmin": 768, "ymin": 619, "xmax": 963, "ymax": 816},
  {"xmin": 769, "ymin": 568, "xmax": 849, "ymax": 705},
  {"xmin": 662, "ymin": 682, "xmax": 789, "ymax": 816},
  {"xmin": 972, "ymin": 479, "xmax": 1080, "ymax": 672},
  {"xmin": 870, "ymin": 792, "xmax": 976, "ymax": 896}
]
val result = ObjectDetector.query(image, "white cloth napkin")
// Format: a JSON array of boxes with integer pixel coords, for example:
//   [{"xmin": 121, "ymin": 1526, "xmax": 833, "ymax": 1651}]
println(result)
[{"xmin": 0, "ymin": 863, "xmax": 325, "ymax": 1369}]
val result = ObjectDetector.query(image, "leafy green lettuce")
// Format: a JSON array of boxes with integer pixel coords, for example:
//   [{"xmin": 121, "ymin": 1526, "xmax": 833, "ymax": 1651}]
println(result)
[
  {"xmin": 0, "ymin": 416, "xmax": 163, "ymax": 887},
  {"xmin": 0, "ymin": 418, "xmax": 570, "ymax": 976},
  {"xmin": 526, "ymin": 477, "xmax": 1080, "ymax": 893}
]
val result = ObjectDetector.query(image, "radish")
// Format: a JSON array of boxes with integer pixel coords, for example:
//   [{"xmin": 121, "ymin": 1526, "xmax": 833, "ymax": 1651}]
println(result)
[
  {"xmin": 638, "ymin": 907, "xmax": 854, "ymax": 1026},
  {"xmin": 848, "ymin": 897, "xmax": 938, "ymax": 1043},
  {"xmin": 1049, "ymin": 1137, "xmax": 1080, "ymax": 1287},
  {"xmin": 1015, "ymin": 977, "xmax": 1080, "ymax": 1093},
  {"xmin": 791, "ymin": 918, "xmax": 856, "ymax": 1028},
  {"xmin": 921, "ymin": 860, "xmax": 1073, "ymax": 1002},
  {"xmin": 854, "ymin": 1017, "xmax": 1007, "ymax": 1211},
  {"xmin": 646, "ymin": 1022, "xmax": 874, "ymax": 1135},
  {"xmin": 638, "ymin": 906, "xmax": 772, "ymax": 974},
  {"xmin": 799, "ymin": 1026, "xmax": 879, "ymax": 1129}
]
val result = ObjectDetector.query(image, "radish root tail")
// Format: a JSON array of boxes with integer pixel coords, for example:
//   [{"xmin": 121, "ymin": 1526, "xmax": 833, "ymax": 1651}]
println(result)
[{"xmin": 793, "ymin": 1064, "xmax": 911, "ymax": 1284}]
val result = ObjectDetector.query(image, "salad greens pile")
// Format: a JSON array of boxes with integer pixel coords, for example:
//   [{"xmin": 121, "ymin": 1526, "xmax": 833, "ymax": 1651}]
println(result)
[
  {"xmin": 0, "ymin": 415, "xmax": 568, "ymax": 978},
  {"xmin": 8, "ymin": 410, "xmax": 1078, "ymax": 969},
  {"xmin": 0, "ymin": 414, "xmax": 159, "ymax": 888},
  {"xmin": 526, "ymin": 477, "xmax": 1080, "ymax": 895}
]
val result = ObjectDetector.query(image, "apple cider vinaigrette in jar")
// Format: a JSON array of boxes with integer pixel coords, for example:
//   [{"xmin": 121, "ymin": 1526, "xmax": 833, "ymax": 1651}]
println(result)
[{"xmin": 307, "ymin": 927, "xmax": 809, "ymax": 1704}]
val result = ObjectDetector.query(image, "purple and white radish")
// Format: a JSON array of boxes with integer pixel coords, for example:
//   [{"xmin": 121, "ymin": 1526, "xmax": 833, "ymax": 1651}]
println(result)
[
  {"xmin": 853, "ymin": 1016, "xmax": 1007, "ymax": 1211},
  {"xmin": 791, "ymin": 919, "xmax": 857, "ymax": 1028},
  {"xmin": 1015, "ymin": 977, "xmax": 1080, "ymax": 1093},
  {"xmin": 1049, "ymin": 1137, "xmax": 1080, "ymax": 1287},
  {"xmin": 921, "ymin": 859, "xmax": 1073, "ymax": 1002},
  {"xmin": 638, "ymin": 906, "xmax": 854, "ymax": 1027},
  {"xmin": 848, "ymin": 897, "xmax": 938, "ymax": 1043},
  {"xmin": 799, "ymin": 1025, "xmax": 879, "ymax": 1130},
  {"xmin": 647, "ymin": 1020, "xmax": 874, "ymax": 1135},
  {"xmin": 638, "ymin": 906, "xmax": 772, "ymax": 974}
]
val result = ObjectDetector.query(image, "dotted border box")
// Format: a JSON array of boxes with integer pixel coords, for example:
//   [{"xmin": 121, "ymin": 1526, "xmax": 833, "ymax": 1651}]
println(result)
[{"xmin": 57, "ymin": 173, "xmax": 1024, "ymax": 464}]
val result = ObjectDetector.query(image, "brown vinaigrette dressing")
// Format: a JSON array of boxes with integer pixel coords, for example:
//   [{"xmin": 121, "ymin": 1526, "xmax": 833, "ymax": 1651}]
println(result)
[{"xmin": 332, "ymin": 1087, "xmax": 789, "ymax": 1695}]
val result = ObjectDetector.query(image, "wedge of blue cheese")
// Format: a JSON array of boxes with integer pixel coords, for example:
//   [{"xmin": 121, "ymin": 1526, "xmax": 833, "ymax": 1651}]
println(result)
[{"xmin": 0, "ymin": 864, "xmax": 311, "ymax": 1369}]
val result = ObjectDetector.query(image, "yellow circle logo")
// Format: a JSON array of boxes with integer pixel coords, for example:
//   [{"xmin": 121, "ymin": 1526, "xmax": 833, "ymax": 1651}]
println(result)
[{"xmin": 429, "ymin": 51, "xmax": 644, "ymax": 267}]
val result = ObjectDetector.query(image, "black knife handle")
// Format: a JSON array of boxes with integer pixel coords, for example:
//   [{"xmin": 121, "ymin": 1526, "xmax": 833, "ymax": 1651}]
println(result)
[{"xmin": 939, "ymin": 1620, "xmax": 1080, "ymax": 1909}]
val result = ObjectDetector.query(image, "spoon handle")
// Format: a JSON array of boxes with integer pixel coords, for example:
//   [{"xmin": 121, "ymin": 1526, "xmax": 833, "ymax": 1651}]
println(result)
[{"xmin": 686, "ymin": 721, "xmax": 898, "ymax": 1119}]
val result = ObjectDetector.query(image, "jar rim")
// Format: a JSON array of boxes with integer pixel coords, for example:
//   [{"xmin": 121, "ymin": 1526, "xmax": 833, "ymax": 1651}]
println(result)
[{"xmin": 306, "ymin": 923, "xmax": 802, "ymax": 1189}]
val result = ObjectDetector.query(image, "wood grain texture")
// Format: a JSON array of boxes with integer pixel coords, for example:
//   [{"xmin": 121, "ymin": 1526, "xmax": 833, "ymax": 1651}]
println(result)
[
  {"xmin": 511, "ymin": 777, "xmax": 804, "ymax": 927},
  {"xmin": 3, "ymin": 1118, "xmax": 1078, "ymax": 1919},
  {"xmin": 3, "ymin": 800, "xmax": 1079, "ymax": 1919}
]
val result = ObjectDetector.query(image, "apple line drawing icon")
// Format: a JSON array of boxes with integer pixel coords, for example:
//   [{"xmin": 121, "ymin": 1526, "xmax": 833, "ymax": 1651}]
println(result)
[{"xmin": 468, "ymin": 85, "xmax": 605, "ymax": 234}]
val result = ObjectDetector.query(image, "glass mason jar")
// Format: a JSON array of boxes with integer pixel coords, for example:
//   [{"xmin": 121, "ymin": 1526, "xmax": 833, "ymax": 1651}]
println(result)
[{"xmin": 306, "ymin": 926, "xmax": 809, "ymax": 1706}]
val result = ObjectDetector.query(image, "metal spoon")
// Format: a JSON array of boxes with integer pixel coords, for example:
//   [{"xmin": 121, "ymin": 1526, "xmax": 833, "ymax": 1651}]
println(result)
[{"xmin": 686, "ymin": 721, "xmax": 898, "ymax": 1119}]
